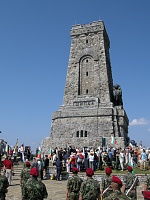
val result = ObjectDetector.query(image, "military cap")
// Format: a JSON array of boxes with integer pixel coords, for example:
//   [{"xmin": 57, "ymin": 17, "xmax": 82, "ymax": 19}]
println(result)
[
  {"xmin": 30, "ymin": 168, "xmax": 39, "ymax": 177},
  {"xmin": 105, "ymin": 166, "xmax": 112, "ymax": 175},
  {"xmin": 86, "ymin": 168, "xmax": 94, "ymax": 176},
  {"xmin": 72, "ymin": 167, "xmax": 79, "ymax": 172},
  {"xmin": 127, "ymin": 166, "xmax": 133, "ymax": 172},
  {"xmin": 112, "ymin": 176, "xmax": 122, "ymax": 186}
]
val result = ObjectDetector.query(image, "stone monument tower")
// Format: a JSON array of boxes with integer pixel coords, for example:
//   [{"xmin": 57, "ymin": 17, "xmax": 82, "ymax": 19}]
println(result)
[{"xmin": 41, "ymin": 21, "xmax": 129, "ymax": 153}]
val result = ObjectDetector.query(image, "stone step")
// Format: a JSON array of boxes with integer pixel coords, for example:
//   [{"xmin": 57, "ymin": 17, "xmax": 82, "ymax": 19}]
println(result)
[{"xmin": 13, "ymin": 162, "xmax": 24, "ymax": 176}]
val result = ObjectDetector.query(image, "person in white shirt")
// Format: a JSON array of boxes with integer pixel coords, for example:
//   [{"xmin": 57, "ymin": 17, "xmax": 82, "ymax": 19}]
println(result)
[
  {"xmin": 20, "ymin": 144, "xmax": 25, "ymax": 162},
  {"xmin": 89, "ymin": 151, "xmax": 94, "ymax": 170},
  {"xmin": 141, "ymin": 149, "xmax": 147, "ymax": 170},
  {"xmin": 119, "ymin": 149, "xmax": 125, "ymax": 171},
  {"xmin": 52, "ymin": 153, "xmax": 57, "ymax": 166}
]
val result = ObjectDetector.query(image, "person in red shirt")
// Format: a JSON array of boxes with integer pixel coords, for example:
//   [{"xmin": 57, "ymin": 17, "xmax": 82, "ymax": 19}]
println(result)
[
  {"xmin": 70, "ymin": 153, "xmax": 76, "ymax": 171},
  {"xmin": 2, "ymin": 156, "xmax": 9, "ymax": 175},
  {"xmin": 3, "ymin": 156, "xmax": 14, "ymax": 186},
  {"xmin": 3, "ymin": 157, "xmax": 8, "ymax": 165}
]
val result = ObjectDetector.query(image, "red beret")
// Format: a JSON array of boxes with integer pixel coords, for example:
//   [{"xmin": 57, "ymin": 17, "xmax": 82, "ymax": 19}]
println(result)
[
  {"xmin": 112, "ymin": 176, "xmax": 122, "ymax": 186},
  {"xmin": 86, "ymin": 168, "xmax": 94, "ymax": 176},
  {"xmin": 26, "ymin": 162, "xmax": 31, "ymax": 167},
  {"xmin": 30, "ymin": 168, "xmax": 39, "ymax": 177},
  {"xmin": 105, "ymin": 167, "xmax": 112, "ymax": 175},
  {"xmin": 72, "ymin": 167, "xmax": 79, "ymax": 172},
  {"xmin": 127, "ymin": 166, "xmax": 133, "ymax": 172}
]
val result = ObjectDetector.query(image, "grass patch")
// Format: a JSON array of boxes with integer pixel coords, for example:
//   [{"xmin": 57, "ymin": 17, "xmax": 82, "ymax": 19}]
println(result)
[
  {"xmin": 95, "ymin": 168, "xmax": 149, "ymax": 174},
  {"xmin": 95, "ymin": 162, "xmax": 150, "ymax": 175}
]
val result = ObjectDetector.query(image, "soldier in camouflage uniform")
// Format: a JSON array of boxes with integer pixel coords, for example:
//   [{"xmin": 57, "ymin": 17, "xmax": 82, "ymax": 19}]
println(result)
[
  {"xmin": 101, "ymin": 167, "xmax": 113, "ymax": 199},
  {"xmin": 66, "ymin": 167, "xmax": 83, "ymax": 200},
  {"xmin": 144, "ymin": 174, "xmax": 150, "ymax": 191},
  {"xmin": 121, "ymin": 166, "xmax": 139, "ymax": 200},
  {"xmin": 0, "ymin": 172, "xmax": 9, "ymax": 200},
  {"xmin": 20, "ymin": 161, "xmax": 31, "ymax": 195},
  {"xmin": 22, "ymin": 167, "xmax": 48, "ymax": 200},
  {"xmin": 79, "ymin": 168, "xmax": 100, "ymax": 200},
  {"xmin": 142, "ymin": 174, "xmax": 150, "ymax": 200},
  {"xmin": 105, "ymin": 176, "xmax": 131, "ymax": 200}
]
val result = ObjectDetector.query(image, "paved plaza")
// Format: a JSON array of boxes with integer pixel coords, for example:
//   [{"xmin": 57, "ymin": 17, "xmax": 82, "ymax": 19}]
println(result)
[
  {"xmin": 6, "ymin": 176, "xmax": 67, "ymax": 200},
  {"xmin": 5, "ymin": 173, "xmax": 144, "ymax": 200}
]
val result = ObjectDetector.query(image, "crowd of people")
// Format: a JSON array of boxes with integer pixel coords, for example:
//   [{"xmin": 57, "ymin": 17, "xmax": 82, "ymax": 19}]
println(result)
[
  {"xmin": 50, "ymin": 144, "xmax": 150, "ymax": 173},
  {"xmin": 0, "ymin": 143, "xmax": 150, "ymax": 199},
  {"xmin": 49, "ymin": 144, "xmax": 150, "ymax": 199},
  {"xmin": 63, "ymin": 148, "xmax": 150, "ymax": 200},
  {"xmin": 8, "ymin": 143, "xmax": 33, "ymax": 164}
]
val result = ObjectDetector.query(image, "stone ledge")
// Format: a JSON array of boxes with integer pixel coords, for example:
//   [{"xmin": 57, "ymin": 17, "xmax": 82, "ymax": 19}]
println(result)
[{"xmin": 47, "ymin": 166, "xmax": 147, "ymax": 182}]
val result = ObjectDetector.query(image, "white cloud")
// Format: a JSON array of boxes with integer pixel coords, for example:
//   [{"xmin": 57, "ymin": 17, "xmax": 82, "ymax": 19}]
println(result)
[{"xmin": 129, "ymin": 118, "xmax": 149, "ymax": 126}]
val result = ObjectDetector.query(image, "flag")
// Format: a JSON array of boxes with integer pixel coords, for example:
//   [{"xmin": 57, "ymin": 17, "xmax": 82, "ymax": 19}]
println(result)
[
  {"xmin": 15, "ymin": 139, "xmax": 18, "ymax": 147},
  {"xmin": 15, "ymin": 139, "xmax": 18, "ymax": 153},
  {"xmin": 37, "ymin": 146, "xmax": 41, "ymax": 159},
  {"xmin": 49, "ymin": 148, "xmax": 53, "ymax": 158},
  {"xmin": 111, "ymin": 135, "xmax": 117, "ymax": 145},
  {"xmin": 102, "ymin": 137, "xmax": 106, "ymax": 147},
  {"xmin": 129, "ymin": 142, "xmax": 133, "ymax": 148},
  {"xmin": 128, "ymin": 161, "xmax": 134, "ymax": 174},
  {"xmin": 111, "ymin": 135, "xmax": 115, "ymax": 144},
  {"xmin": 66, "ymin": 143, "xmax": 69, "ymax": 152},
  {"xmin": 82, "ymin": 147, "xmax": 85, "ymax": 155},
  {"xmin": 5, "ymin": 144, "xmax": 9, "ymax": 156}
]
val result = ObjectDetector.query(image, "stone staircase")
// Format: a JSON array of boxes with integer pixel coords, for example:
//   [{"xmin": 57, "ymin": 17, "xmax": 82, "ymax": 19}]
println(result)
[{"xmin": 13, "ymin": 162, "xmax": 24, "ymax": 177}]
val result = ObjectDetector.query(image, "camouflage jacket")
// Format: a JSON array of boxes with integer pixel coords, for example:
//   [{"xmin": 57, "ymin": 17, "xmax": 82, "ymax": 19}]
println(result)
[
  {"xmin": 22, "ymin": 176, "xmax": 48, "ymax": 200},
  {"xmin": 79, "ymin": 177, "xmax": 100, "ymax": 200},
  {"xmin": 67, "ymin": 174, "xmax": 83, "ymax": 200},
  {"xmin": 20, "ymin": 167, "xmax": 31, "ymax": 186},
  {"xmin": 122, "ymin": 173, "xmax": 139, "ymax": 200},
  {"xmin": 123, "ymin": 173, "xmax": 139, "ymax": 189},
  {"xmin": 0, "ymin": 175, "xmax": 9, "ymax": 198},
  {"xmin": 105, "ymin": 190, "xmax": 131, "ymax": 200},
  {"xmin": 144, "ymin": 175, "xmax": 150, "ymax": 190},
  {"xmin": 101, "ymin": 175, "xmax": 113, "ymax": 199},
  {"xmin": 101, "ymin": 174, "xmax": 112, "ymax": 190}
]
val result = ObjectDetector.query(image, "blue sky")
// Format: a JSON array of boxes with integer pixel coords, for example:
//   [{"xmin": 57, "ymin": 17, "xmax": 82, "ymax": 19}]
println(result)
[{"xmin": 0, "ymin": 1, "xmax": 150, "ymax": 152}]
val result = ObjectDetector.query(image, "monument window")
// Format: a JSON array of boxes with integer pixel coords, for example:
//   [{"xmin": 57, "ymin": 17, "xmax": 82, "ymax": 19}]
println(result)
[
  {"xmin": 85, "ymin": 131, "xmax": 87, "ymax": 137},
  {"xmin": 86, "ymin": 39, "xmax": 88, "ymax": 44},
  {"xmin": 86, "ymin": 89, "xmax": 88, "ymax": 94},
  {"xmin": 77, "ymin": 130, "xmax": 88, "ymax": 137},
  {"xmin": 76, "ymin": 131, "xmax": 79, "ymax": 137},
  {"xmin": 86, "ymin": 59, "xmax": 88, "ymax": 63},
  {"xmin": 86, "ymin": 71, "xmax": 88, "ymax": 76}
]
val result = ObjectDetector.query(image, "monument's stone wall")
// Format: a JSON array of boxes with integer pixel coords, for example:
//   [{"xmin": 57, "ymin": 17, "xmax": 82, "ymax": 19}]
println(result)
[{"xmin": 41, "ymin": 21, "xmax": 129, "ymax": 153}]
